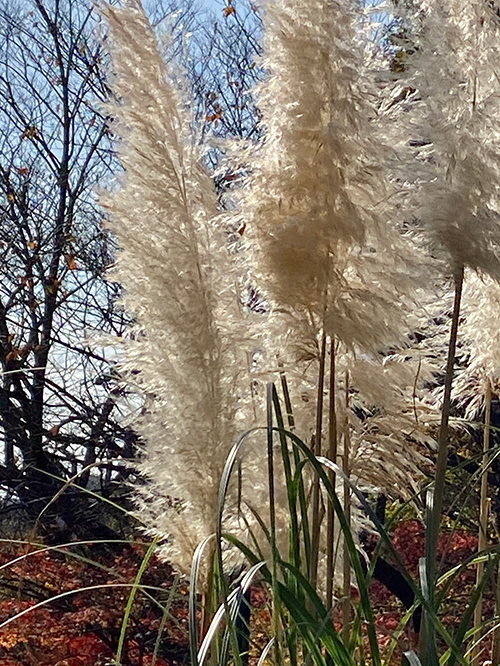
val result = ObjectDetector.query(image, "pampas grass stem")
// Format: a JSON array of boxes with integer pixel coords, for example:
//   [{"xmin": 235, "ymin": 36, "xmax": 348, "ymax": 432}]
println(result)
[
  {"xmin": 423, "ymin": 264, "xmax": 464, "ymax": 663},
  {"xmin": 326, "ymin": 338, "xmax": 338, "ymax": 608},
  {"xmin": 309, "ymin": 331, "xmax": 327, "ymax": 591},
  {"xmin": 342, "ymin": 370, "xmax": 351, "ymax": 646},
  {"xmin": 471, "ymin": 380, "xmax": 492, "ymax": 664}
]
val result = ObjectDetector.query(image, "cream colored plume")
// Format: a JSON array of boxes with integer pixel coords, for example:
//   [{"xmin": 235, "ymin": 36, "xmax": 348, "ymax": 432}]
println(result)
[
  {"xmin": 230, "ymin": 0, "xmax": 428, "ymax": 499},
  {"xmin": 238, "ymin": 0, "xmax": 419, "ymax": 354},
  {"xmin": 409, "ymin": 0, "xmax": 500, "ymax": 277},
  {"xmin": 455, "ymin": 271, "xmax": 500, "ymax": 417},
  {"xmin": 100, "ymin": 1, "xmax": 252, "ymax": 574}
]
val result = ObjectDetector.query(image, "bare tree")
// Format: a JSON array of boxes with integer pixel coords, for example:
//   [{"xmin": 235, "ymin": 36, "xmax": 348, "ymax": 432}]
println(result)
[
  {"xmin": 0, "ymin": 0, "xmax": 138, "ymax": 527},
  {"xmin": 190, "ymin": 1, "xmax": 262, "ymax": 141},
  {"xmin": 0, "ymin": 0, "xmax": 263, "ymax": 536}
]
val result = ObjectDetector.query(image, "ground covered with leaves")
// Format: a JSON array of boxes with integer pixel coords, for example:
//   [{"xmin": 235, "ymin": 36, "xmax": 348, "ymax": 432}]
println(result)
[
  {"xmin": 0, "ymin": 521, "xmax": 486, "ymax": 666},
  {"xmin": 0, "ymin": 541, "xmax": 189, "ymax": 666},
  {"xmin": 367, "ymin": 520, "xmax": 484, "ymax": 657}
]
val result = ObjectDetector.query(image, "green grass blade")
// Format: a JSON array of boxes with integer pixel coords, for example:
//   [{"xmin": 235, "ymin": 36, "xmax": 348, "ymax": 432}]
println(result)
[
  {"xmin": 446, "ymin": 553, "xmax": 496, "ymax": 666},
  {"xmin": 239, "ymin": 505, "xmax": 267, "ymax": 561},
  {"xmin": 279, "ymin": 373, "xmax": 311, "ymax": 569},
  {"xmin": 115, "ymin": 537, "xmax": 159, "ymax": 666},
  {"xmin": 266, "ymin": 383, "xmax": 282, "ymax": 666},
  {"xmin": 189, "ymin": 535, "xmax": 215, "ymax": 666},
  {"xmin": 271, "ymin": 383, "xmax": 301, "ymax": 573},
  {"xmin": 151, "ymin": 574, "xmax": 179, "ymax": 666}
]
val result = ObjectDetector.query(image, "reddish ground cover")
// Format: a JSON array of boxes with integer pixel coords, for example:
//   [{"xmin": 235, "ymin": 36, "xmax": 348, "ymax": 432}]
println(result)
[
  {"xmin": 0, "ymin": 521, "xmax": 487, "ymax": 665},
  {"xmin": 0, "ymin": 542, "xmax": 188, "ymax": 666}
]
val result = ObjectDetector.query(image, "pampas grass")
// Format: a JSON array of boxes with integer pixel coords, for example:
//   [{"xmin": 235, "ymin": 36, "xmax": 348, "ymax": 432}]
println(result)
[
  {"xmin": 100, "ymin": 0, "xmax": 253, "ymax": 575},
  {"xmin": 98, "ymin": 0, "xmax": 500, "ymax": 663},
  {"xmin": 232, "ymin": 0, "xmax": 430, "ymax": 599},
  {"xmin": 240, "ymin": 0, "xmax": 416, "ymax": 352},
  {"xmin": 100, "ymin": 0, "xmax": 428, "ymax": 583},
  {"xmin": 396, "ymin": 1, "xmax": 500, "ymax": 657}
]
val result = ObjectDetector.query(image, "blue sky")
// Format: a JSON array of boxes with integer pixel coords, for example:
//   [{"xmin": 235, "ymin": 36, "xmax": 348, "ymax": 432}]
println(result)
[
  {"xmin": 198, "ymin": 0, "xmax": 232, "ymax": 13},
  {"xmin": 197, "ymin": 0, "xmax": 218, "ymax": 9}
]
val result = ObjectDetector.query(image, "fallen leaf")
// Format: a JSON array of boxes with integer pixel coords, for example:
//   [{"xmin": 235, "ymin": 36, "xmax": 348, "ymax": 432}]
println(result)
[
  {"xmin": 28, "ymin": 240, "xmax": 36, "ymax": 250},
  {"xmin": 223, "ymin": 5, "xmax": 236, "ymax": 16}
]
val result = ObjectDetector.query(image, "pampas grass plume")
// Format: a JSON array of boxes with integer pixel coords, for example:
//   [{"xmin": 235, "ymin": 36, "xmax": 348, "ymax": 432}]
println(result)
[{"xmin": 100, "ymin": 0, "xmax": 251, "ymax": 574}]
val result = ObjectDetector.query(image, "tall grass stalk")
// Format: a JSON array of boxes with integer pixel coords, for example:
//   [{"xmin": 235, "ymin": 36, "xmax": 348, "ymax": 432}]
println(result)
[
  {"xmin": 310, "ymin": 331, "xmax": 327, "ymax": 592},
  {"xmin": 326, "ymin": 338, "xmax": 338, "ymax": 608},
  {"xmin": 423, "ymin": 266, "xmax": 464, "ymax": 665},
  {"xmin": 471, "ymin": 380, "xmax": 491, "ymax": 665},
  {"xmin": 342, "ymin": 370, "xmax": 352, "ymax": 646}
]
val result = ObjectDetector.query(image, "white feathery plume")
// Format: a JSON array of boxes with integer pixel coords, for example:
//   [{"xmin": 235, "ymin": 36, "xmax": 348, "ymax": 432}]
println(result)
[
  {"xmin": 238, "ymin": 0, "xmax": 419, "ymax": 355},
  {"xmin": 229, "ymin": 0, "xmax": 439, "ymax": 600},
  {"xmin": 216, "ymin": 1, "xmax": 435, "ymax": 550},
  {"xmin": 408, "ymin": 0, "xmax": 500, "ymax": 277},
  {"xmin": 455, "ymin": 270, "xmax": 500, "ymax": 417},
  {"xmin": 99, "ymin": 1, "xmax": 252, "ymax": 574},
  {"xmin": 404, "ymin": 0, "xmax": 500, "ymax": 456}
]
